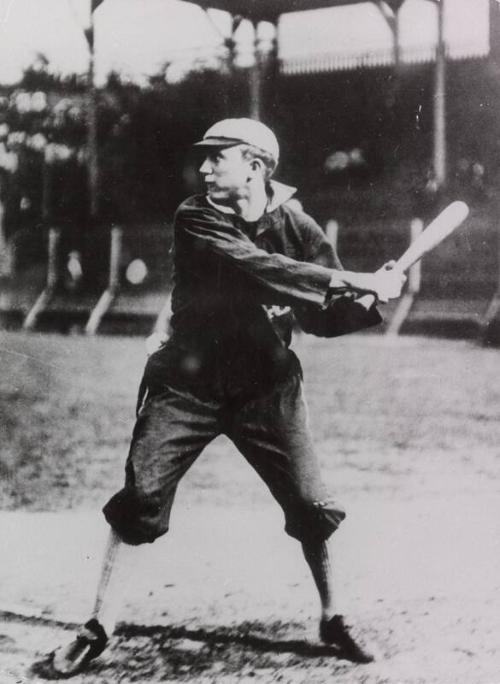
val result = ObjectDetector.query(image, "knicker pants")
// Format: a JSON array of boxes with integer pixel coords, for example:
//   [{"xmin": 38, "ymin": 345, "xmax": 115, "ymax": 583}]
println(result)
[{"xmin": 103, "ymin": 370, "xmax": 345, "ymax": 545}]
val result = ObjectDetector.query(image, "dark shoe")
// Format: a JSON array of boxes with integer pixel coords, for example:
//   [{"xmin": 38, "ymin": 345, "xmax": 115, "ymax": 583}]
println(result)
[
  {"xmin": 34, "ymin": 619, "xmax": 108, "ymax": 678},
  {"xmin": 319, "ymin": 615, "xmax": 374, "ymax": 663}
]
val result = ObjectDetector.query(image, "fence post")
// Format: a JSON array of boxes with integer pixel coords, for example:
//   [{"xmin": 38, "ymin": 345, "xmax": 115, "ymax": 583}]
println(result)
[
  {"xmin": 86, "ymin": 226, "xmax": 122, "ymax": 335},
  {"xmin": 326, "ymin": 219, "xmax": 339, "ymax": 251},
  {"xmin": 480, "ymin": 220, "xmax": 500, "ymax": 344},
  {"xmin": 46, "ymin": 227, "xmax": 60, "ymax": 289},
  {"xmin": 23, "ymin": 227, "xmax": 60, "ymax": 330},
  {"xmin": 108, "ymin": 226, "xmax": 122, "ymax": 293},
  {"xmin": 386, "ymin": 217, "xmax": 423, "ymax": 337}
]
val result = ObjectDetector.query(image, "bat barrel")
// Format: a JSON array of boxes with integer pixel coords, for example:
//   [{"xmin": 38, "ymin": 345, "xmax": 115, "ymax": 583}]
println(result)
[{"xmin": 395, "ymin": 201, "xmax": 469, "ymax": 273}]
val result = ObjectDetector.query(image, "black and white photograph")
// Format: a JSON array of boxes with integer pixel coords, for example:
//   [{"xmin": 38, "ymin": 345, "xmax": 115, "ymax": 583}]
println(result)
[{"xmin": 0, "ymin": 1, "xmax": 499, "ymax": 682}]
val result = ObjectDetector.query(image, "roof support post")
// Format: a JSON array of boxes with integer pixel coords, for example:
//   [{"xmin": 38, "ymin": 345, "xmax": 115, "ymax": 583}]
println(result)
[
  {"xmin": 267, "ymin": 19, "xmax": 280, "ymax": 112},
  {"xmin": 375, "ymin": 1, "xmax": 401, "ymax": 69},
  {"xmin": 226, "ymin": 15, "xmax": 242, "ymax": 73},
  {"xmin": 248, "ymin": 18, "xmax": 279, "ymax": 121},
  {"xmin": 433, "ymin": 0, "xmax": 447, "ymax": 187},
  {"xmin": 490, "ymin": 0, "xmax": 500, "ymax": 65},
  {"xmin": 87, "ymin": 5, "xmax": 99, "ymax": 221},
  {"xmin": 373, "ymin": 1, "xmax": 403, "ymax": 116},
  {"xmin": 249, "ymin": 20, "xmax": 262, "ymax": 120}
]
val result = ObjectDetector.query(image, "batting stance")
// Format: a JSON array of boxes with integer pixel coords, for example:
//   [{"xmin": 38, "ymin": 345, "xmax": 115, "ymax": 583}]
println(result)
[{"xmin": 42, "ymin": 119, "xmax": 405, "ymax": 676}]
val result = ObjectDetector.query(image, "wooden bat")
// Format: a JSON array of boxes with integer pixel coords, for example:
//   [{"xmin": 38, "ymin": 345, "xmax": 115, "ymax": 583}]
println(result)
[{"xmin": 394, "ymin": 201, "xmax": 469, "ymax": 273}]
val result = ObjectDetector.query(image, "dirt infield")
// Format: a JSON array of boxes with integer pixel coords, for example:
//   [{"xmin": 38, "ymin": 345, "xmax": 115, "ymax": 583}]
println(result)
[{"xmin": 0, "ymin": 331, "xmax": 499, "ymax": 683}]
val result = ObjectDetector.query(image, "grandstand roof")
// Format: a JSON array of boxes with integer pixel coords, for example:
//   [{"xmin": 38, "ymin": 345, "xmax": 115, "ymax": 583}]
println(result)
[{"xmin": 189, "ymin": 0, "xmax": 387, "ymax": 23}]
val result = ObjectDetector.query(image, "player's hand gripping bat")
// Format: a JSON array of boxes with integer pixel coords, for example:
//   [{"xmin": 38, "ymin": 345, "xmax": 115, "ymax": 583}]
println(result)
[{"xmin": 360, "ymin": 200, "xmax": 469, "ymax": 304}]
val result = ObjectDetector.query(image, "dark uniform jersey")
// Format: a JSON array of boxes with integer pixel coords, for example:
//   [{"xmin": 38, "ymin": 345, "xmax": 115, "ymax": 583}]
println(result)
[{"xmin": 144, "ymin": 183, "xmax": 381, "ymax": 401}]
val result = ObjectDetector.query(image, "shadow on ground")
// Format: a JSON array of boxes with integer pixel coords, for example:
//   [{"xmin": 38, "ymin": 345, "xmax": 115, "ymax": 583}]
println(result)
[{"xmin": 29, "ymin": 618, "xmax": 357, "ymax": 681}]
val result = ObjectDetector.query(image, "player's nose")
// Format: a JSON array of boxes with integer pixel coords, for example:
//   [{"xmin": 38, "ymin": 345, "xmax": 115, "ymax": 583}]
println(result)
[{"xmin": 199, "ymin": 158, "xmax": 212, "ymax": 174}]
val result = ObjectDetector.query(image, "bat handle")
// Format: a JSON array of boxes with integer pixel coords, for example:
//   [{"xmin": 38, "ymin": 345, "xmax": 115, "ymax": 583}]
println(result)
[
  {"xmin": 393, "ymin": 258, "xmax": 411, "ymax": 274},
  {"xmin": 380, "ymin": 259, "xmax": 404, "ymax": 274}
]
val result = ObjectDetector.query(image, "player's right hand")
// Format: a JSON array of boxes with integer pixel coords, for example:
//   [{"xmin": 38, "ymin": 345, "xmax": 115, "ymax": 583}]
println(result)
[{"xmin": 145, "ymin": 331, "xmax": 168, "ymax": 356}]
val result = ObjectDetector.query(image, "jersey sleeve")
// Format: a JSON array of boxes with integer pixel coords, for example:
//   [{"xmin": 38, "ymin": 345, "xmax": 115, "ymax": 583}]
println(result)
[
  {"xmin": 175, "ymin": 203, "xmax": 336, "ymax": 308},
  {"xmin": 291, "ymin": 211, "xmax": 383, "ymax": 337}
]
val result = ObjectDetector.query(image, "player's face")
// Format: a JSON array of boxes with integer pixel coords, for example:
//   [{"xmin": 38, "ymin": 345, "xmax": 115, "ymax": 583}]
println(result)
[{"xmin": 199, "ymin": 146, "xmax": 251, "ymax": 202}]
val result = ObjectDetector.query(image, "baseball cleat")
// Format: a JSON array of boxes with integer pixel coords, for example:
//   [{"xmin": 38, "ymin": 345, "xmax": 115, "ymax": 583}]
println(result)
[
  {"xmin": 319, "ymin": 614, "xmax": 374, "ymax": 663},
  {"xmin": 35, "ymin": 618, "xmax": 109, "ymax": 678}
]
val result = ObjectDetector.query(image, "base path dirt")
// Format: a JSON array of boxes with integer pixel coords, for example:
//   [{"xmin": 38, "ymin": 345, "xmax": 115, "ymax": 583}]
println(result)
[{"xmin": 0, "ymin": 491, "xmax": 499, "ymax": 683}]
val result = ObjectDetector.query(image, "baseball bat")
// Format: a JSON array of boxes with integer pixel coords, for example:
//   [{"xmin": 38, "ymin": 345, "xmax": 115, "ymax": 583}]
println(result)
[{"xmin": 394, "ymin": 201, "xmax": 469, "ymax": 273}]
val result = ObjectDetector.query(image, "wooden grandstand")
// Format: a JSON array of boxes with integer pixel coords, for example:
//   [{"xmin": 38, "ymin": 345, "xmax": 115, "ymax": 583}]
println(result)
[{"xmin": 0, "ymin": 0, "xmax": 500, "ymax": 341}]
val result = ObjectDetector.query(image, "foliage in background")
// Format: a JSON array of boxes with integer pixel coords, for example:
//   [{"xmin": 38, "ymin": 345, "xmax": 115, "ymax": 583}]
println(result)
[
  {"xmin": 3, "ymin": 56, "xmax": 499, "ymax": 225},
  {"xmin": 0, "ymin": 56, "xmax": 499, "ymax": 288}
]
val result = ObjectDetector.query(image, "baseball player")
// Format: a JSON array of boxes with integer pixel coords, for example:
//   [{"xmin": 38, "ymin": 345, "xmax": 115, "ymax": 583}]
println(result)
[{"xmin": 39, "ymin": 118, "xmax": 404, "ymax": 677}]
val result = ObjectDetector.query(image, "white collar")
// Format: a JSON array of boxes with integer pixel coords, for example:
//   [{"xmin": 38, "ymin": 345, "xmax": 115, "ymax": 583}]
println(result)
[{"xmin": 206, "ymin": 180, "xmax": 297, "ymax": 217}]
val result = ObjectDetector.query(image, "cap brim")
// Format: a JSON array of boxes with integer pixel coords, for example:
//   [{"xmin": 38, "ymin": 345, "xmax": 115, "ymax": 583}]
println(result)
[{"xmin": 193, "ymin": 137, "xmax": 244, "ymax": 148}]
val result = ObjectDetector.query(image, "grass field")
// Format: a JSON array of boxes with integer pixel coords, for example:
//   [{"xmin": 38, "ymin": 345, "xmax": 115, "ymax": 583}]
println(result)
[
  {"xmin": 1, "ymin": 330, "xmax": 499, "ymax": 511},
  {"xmin": 0, "ymin": 329, "xmax": 500, "ymax": 683}
]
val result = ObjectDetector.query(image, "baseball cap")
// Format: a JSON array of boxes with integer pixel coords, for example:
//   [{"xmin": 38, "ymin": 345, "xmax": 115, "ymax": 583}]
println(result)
[{"xmin": 193, "ymin": 118, "xmax": 279, "ymax": 164}]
